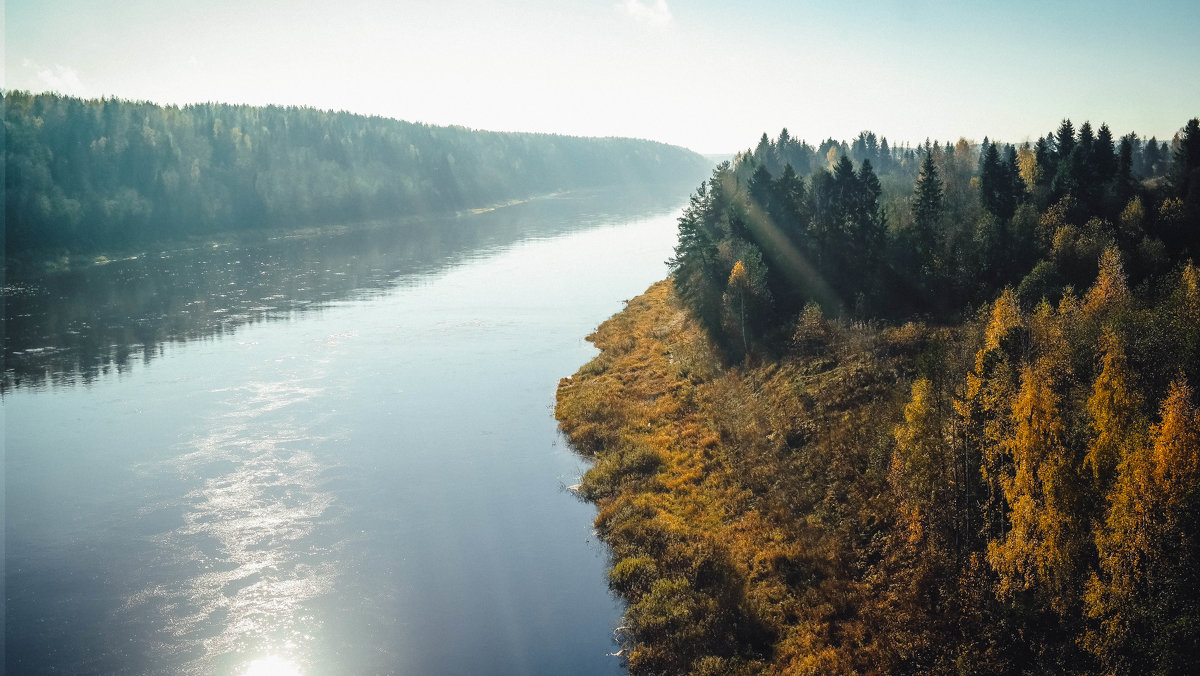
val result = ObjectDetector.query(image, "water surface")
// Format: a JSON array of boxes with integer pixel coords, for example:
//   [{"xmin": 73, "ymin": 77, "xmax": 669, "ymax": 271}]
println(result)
[{"xmin": 4, "ymin": 184, "xmax": 691, "ymax": 674}]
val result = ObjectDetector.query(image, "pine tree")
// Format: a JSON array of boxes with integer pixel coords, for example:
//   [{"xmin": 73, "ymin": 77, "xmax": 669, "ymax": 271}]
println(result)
[
  {"xmin": 980, "ymin": 142, "xmax": 1007, "ymax": 219},
  {"xmin": 1171, "ymin": 118, "xmax": 1200, "ymax": 228},
  {"xmin": 912, "ymin": 151, "xmax": 944, "ymax": 263},
  {"xmin": 1005, "ymin": 144, "xmax": 1025, "ymax": 207},
  {"xmin": 1143, "ymin": 137, "xmax": 1162, "ymax": 177},
  {"xmin": 671, "ymin": 180, "xmax": 724, "ymax": 335},
  {"xmin": 1056, "ymin": 119, "xmax": 1077, "ymax": 161},
  {"xmin": 1116, "ymin": 135, "xmax": 1137, "ymax": 207},
  {"xmin": 1095, "ymin": 123, "xmax": 1117, "ymax": 186}
]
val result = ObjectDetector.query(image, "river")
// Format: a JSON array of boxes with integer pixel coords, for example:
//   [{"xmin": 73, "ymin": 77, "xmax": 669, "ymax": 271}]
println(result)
[{"xmin": 3, "ymin": 183, "xmax": 692, "ymax": 675}]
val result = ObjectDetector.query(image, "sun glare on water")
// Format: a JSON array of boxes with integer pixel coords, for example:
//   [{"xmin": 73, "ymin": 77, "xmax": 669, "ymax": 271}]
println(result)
[{"xmin": 242, "ymin": 655, "xmax": 302, "ymax": 676}]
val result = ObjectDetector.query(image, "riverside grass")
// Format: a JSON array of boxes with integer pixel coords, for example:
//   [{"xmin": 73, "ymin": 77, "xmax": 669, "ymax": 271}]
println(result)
[{"xmin": 555, "ymin": 279, "xmax": 950, "ymax": 674}]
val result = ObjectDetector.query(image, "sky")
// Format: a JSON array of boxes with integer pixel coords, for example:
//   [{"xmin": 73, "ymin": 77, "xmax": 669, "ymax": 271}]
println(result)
[{"xmin": 6, "ymin": 0, "xmax": 1200, "ymax": 154}]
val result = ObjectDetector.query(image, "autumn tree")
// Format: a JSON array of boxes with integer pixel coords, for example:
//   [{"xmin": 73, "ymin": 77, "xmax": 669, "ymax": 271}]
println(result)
[
  {"xmin": 1085, "ymin": 329, "xmax": 1143, "ymax": 488},
  {"xmin": 1086, "ymin": 377, "xmax": 1200, "ymax": 672},
  {"xmin": 988, "ymin": 352, "xmax": 1085, "ymax": 615},
  {"xmin": 722, "ymin": 253, "xmax": 771, "ymax": 360},
  {"xmin": 1083, "ymin": 247, "xmax": 1130, "ymax": 317}
]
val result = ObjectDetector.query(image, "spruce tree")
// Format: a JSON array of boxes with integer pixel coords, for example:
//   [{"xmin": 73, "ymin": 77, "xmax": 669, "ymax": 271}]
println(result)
[
  {"xmin": 1170, "ymin": 118, "xmax": 1200, "ymax": 220},
  {"xmin": 1005, "ymin": 144, "xmax": 1025, "ymax": 209},
  {"xmin": 1095, "ymin": 123, "xmax": 1117, "ymax": 185},
  {"xmin": 1055, "ymin": 119, "xmax": 1077, "ymax": 160},
  {"xmin": 912, "ymin": 151, "xmax": 944, "ymax": 279},
  {"xmin": 980, "ymin": 142, "xmax": 1007, "ymax": 219}
]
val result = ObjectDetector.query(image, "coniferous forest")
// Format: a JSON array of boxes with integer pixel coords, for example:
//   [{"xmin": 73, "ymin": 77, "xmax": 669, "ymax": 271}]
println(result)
[
  {"xmin": 3, "ymin": 91, "xmax": 710, "ymax": 260},
  {"xmin": 557, "ymin": 117, "xmax": 1200, "ymax": 674}
]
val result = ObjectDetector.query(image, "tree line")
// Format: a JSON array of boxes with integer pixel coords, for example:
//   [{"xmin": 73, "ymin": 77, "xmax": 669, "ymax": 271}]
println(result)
[
  {"xmin": 670, "ymin": 117, "xmax": 1199, "ymax": 359},
  {"xmin": 3, "ymin": 91, "xmax": 710, "ymax": 258}
]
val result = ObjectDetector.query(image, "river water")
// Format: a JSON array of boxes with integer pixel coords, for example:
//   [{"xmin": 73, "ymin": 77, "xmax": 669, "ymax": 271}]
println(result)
[{"xmin": 3, "ymin": 183, "xmax": 691, "ymax": 675}]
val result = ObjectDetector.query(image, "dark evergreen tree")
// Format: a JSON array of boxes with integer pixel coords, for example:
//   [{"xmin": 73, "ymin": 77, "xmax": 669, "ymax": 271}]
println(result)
[
  {"xmin": 1144, "ymin": 137, "xmax": 1163, "ymax": 177},
  {"xmin": 1095, "ymin": 123, "xmax": 1117, "ymax": 185},
  {"xmin": 910, "ymin": 150, "xmax": 945, "ymax": 288},
  {"xmin": 1117, "ymin": 135, "xmax": 1138, "ymax": 208},
  {"xmin": 1172, "ymin": 118, "xmax": 1200, "ymax": 239},
  {"xmin": 1056, "ymin": 119, "xmax": 1077, "ymax": 161},
  {"xmin": 670, "ymin": 175, "xmax": 726, "ymax": 337},
  {"xmin": 980, "ymin": 142, "xmax": 1010, "ymax": 219},
  {"xmin": 1005, "ymin": 144, "xmax": 1025, "ymax": 209},
  {"xmin": 1034, "ymin": 134, "xmax": 1057, "ymax": 206},
  {"xmin": 755, "ymin": 133, "xmax": 777, "ymax": 174},
  {"xmin": 852, "ymin": 159, "xmax": 886, "ymax": 312},
  {"xmin": 773, "ymin": 164, "xmax": 809, "ymax": 245}
]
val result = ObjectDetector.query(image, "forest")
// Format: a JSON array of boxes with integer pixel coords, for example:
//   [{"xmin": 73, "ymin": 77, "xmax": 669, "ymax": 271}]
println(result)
[
  {"xmin": 557, "ymin": 116, "xmax": 1200, "ymax": 673},
  {"xmin": 3, "ymin": 91, "xmax": 710, "ymax": 259}
]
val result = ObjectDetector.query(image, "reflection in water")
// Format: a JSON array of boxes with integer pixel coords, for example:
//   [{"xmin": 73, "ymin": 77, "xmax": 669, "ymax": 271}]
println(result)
[
  {"xmin": 123, "ymin": 369, "xmax": 341, "ymax": 674},
  {"xmin": 241, "ymin": 655, "xmax": 303, "ymax": 676},
  {"xmin": 4, "ymin": 178, "xmax": 701, "ymax": 674},
  {"xmin": 2, "ymin": 184, "xmax": 694, "ymax": 392}
]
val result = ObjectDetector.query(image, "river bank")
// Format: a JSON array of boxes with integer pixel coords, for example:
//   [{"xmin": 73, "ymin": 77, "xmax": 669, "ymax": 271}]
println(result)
[{"xmin": 555, "ymin": 279, "xmax": 947, "ymax": 674}]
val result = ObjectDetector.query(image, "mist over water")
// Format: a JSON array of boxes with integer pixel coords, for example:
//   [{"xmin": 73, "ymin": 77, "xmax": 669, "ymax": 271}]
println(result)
[{"xmin": 4, "ymin": 184, "xmax": 692, "ymax": 674}]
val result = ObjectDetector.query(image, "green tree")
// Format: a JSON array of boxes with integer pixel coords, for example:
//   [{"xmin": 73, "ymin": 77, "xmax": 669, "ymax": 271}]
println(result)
[
  {"xmin": 980, "ymin": 142, "xmax": 1017, "ymax": 220},
  {"xmin": 1170, "ymin": 118, "xmax": 1200, "ymax": 236},
  {"xmin": 910, "ymin": 151, "xmax": 944, "ymax": 284},
  {"xmin": 1055, "ymin": 119, "xmax": 1077, "ymax": 162}
]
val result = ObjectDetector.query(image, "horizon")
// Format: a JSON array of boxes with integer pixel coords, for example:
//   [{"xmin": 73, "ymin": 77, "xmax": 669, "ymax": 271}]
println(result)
[{"xmin": 7, "ymin": 0, "xmax": 1200, "ymax": 155}]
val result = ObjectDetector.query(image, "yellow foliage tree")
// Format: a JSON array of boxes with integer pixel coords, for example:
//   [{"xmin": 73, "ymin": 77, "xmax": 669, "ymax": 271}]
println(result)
[
  {"xmin": 984, "ymin": 288, "xmax": 1023, "ymax": 352},
  {"xmin": 825, "ymin": 146, "xmax": 840, "ymax": 170},
  {"xmin": 1150, "ymin": 378, "xmax": 1200, "ymax": 516},
  {"xmin": 1084, "ymin": 247, "xmax": 1130, "ymax": 316},
  {"xmin": 1117, "ymin": 196, "xmax": 1145, "ymax": 240},
  {"xmin": 1085, "ymin": 329, "xmax": 1143, "ymax": 487},
  {"xmin": 1179, "ymin": 260, "xmax": 1200, "ymax": 326},
  {"xmin": 1086, "ymin": 376, "xmax": 1200, "ymax": 671},
  {"xmin": 1017, "ymin": 145, "xmax": 1039, "ymax": 193},
  {"xmin": 728, "ymin": 260, "xmax": 749, "ymax": 355},
  {"xmin": 892, "ymin": 379, "xmax": 946, "ymax": 523},
  {"xmin": 961, "ymin": 290, "xmax": 1026, "ymax": 548},
  {"xmin": 1159, "ymin": 196, "xmax": 1186, "ymax": 225},
  {"xmin": 988, "ymin": 358, "xmax": 1079, "ymax": 612}
]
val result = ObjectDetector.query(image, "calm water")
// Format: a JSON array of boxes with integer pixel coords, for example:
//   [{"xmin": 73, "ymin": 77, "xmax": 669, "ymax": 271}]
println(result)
[{"xmin": 3, "ymin": 184, "xmax": 692, "ymax": 675}]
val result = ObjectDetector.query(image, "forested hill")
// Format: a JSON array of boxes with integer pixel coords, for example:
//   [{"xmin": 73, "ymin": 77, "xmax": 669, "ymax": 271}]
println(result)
[
  {"xmin": 557, "ymin": 116, "xmax": 1200, "ymax": 674},
  {"xmin": 3, "ymin": 91, "xmax": 711, "ymax": 258}
]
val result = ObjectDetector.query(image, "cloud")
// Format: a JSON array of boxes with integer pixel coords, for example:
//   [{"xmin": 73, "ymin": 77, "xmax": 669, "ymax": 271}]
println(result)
[
  {"xmin": 35, "ymin": 64, "xmax": 87, "ymax": 95},
  {"xmin": 616, "ymin": 0, "xmax": 672, "ymax": 26}
]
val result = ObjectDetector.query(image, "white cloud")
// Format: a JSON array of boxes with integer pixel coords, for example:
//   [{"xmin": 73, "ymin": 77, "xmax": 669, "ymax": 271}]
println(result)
[
  {"xmin": 35, "ymin": 64, "xmax": 87, "ymax": 95},
  {"xmin": 616, "ymin": 0, "xmax": 672, "ymax": 26}
]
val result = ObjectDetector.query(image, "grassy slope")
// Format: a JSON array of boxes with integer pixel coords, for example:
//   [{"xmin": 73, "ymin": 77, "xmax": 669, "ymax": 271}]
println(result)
[{"xmin": 556, "ymin": 280, "xmax": 953, "ymax": 674}]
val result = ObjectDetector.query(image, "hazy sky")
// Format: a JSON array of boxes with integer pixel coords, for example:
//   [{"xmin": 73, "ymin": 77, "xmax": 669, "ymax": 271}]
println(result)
[{"xmin": 7, "ymin": 0, "xmax": 1199, "ymax": 153}]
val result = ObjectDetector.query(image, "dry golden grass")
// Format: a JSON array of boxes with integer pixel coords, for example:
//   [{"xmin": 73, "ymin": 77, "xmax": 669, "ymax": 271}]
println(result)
[{"xmin": 556, "ymin": 279, "xmax": 942, "ymax": 674}]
